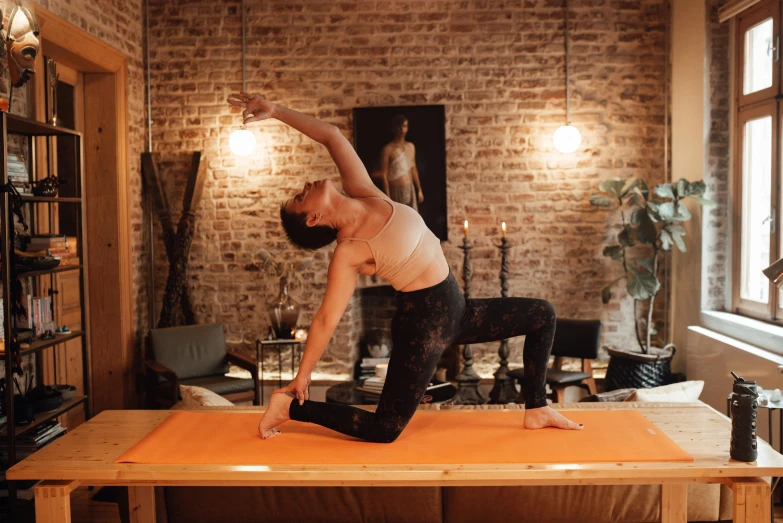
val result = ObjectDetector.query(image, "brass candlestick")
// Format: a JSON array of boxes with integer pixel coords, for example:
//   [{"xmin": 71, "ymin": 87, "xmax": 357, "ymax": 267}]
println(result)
[
  {"xmin": 453, "ymin": 234, "xmax": 486, "ymax": 405},
  {"xmin": 489, "ymin": 235, "xmax": 518, "ymax": 404}
]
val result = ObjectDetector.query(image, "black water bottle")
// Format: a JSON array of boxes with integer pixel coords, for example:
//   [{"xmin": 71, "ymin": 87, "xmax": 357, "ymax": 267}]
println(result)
[{"xmin": 730, "ymin": 371, "xmax": 758, "ymax": 462}]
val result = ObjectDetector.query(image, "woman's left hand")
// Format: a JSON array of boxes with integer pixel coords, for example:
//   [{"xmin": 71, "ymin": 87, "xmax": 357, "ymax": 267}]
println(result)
[
  {"xmin": 417, "ymin": 190, "xmax": 424, "ymax": 203},
  {"xmin": 273, "ymin": 372, "xmax": 312, "ymax": 405}
]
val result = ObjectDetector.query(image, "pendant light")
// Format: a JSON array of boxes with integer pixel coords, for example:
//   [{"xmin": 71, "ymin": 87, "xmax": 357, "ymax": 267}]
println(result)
[
  {"xmin": 553, "ymin": 0, "xmax": 581, "ymax": 154},
  {"xmin": 229, "ymin": 0, "xmax": 256, "ymax": 156}
]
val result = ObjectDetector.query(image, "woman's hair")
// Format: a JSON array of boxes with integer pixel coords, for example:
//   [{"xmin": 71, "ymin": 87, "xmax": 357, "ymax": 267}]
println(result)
[
  {"xmin": 279, "ymin": 202, "xmax": 338, "ymax": 250},
  {"xmin": 391, "ymin": 114, "xmax": 407, "ymax": 131}
]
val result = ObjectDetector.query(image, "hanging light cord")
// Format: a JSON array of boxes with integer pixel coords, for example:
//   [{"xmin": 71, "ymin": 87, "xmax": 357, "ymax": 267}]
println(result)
[
  {"xmin": 565, "ymin": 0, "xmax": 570, "ymax": 125},
  {"xmin": 145, "ymin": 0, "xmax": 152, "ymax": 152},
  {"xmin": 242, "ymin": 0, "xmax": 246, "ymax": 93}
]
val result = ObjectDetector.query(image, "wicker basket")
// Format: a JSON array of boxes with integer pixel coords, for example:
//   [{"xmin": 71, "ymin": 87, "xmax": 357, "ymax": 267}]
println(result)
[{"xmin": 604, "ymin": 345, "xmax": 676, "ymax": 391}]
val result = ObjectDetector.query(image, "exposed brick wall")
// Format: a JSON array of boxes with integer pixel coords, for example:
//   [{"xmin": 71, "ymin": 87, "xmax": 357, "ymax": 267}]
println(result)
[
  {"xmin": 148, "ymin": 0, "xmax": 671, "ymax": 378},
  {"xmin": 703, "ymin": 0, "xmax": 730, "ymax": 311}
]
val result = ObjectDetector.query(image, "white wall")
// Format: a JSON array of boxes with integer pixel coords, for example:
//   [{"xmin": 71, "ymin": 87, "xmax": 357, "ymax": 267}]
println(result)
[{"xmin": 688, "ymin": 326, "xmax": 783, "ymax": 448}]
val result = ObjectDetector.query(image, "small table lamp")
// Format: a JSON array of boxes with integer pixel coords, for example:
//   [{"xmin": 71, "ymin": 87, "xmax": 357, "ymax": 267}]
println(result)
[{"xmin": 764, "ymin": 256, "xmax": 783, "ymax": 289}]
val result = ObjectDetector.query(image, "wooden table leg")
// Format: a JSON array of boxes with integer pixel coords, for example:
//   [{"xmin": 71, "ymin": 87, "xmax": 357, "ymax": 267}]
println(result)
[
  {"xmin": 127, "ymin": 486, "xmax": 156, "ymax": 523},
  {"xmin": 34, "ymin": 480, "xmax": 79, "ymax": 523},
  {"xmin": 661, "ymin": 484, "xmax": 688, "ymax": 523},
  {"xmin": 731, "ymin": 477, "xmax": 771, "ymax": 523}
]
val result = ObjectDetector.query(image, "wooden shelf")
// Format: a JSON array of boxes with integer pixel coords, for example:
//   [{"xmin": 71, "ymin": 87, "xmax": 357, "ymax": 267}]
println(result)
[
  {"xmin": 5, "ymin": 113, "xmax": 81, "ymax": 137},
  {"xmin": 16, "ymin": 265, "xmax": 82, "ymax": 278},
  {"xmin": 0, "ymin": 396, "xmax": 87, "ymax": 438},
  {"xmin": 18, "ymin": 331, "xmax": 84, "ymax": 357},
  {"xmin": 20, "ymin": 196, "xmax": 81, "ymax": 203}
]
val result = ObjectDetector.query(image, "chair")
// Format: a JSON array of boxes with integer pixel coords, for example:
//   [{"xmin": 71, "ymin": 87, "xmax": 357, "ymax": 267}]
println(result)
[
  {"xmin": 507, "ymin": 319, "xmax": 600, "ymax": 404},
  {"xmin": 144, "ymin": 324, "xmax": 260, "ymax": 408}
]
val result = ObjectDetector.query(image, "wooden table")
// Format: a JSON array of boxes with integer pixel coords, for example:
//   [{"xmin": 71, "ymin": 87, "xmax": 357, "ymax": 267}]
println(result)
[{"xmin": 7, "ymin": 402, "xmax": 783, "ymax": 523}]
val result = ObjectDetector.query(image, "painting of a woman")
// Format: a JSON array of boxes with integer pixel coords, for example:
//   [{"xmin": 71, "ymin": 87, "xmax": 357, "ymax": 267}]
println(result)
[
  {"xmin": 378, "ymin": 115, "xmax": 423, "ymax": 211},
  {"xmin": 354, "ymin": 105, "xmax": 447, "ymax": 241}
]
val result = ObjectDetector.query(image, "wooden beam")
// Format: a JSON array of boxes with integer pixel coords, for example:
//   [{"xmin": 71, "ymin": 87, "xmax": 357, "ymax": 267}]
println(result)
[
  {"xmin": 34, "ymin": 480, "xmax": 79, "ymax": 523},
  {"xmin": 730, "ymin": 477, "xmax": 770, "ymax": 523},
  {"xmin": 141, "ymin": 153, "xmax": 196, "ymax": 325},
  {"xmin": 158, "ymin": 152, "xmax": 207, "ymax": 327},
  {"xmin": 128, "ymin": 486, "xmax": 157, "ymax": 523},
  {"xmin": 661, "ymin": 484, "xmax": 687, "ymax": 523}
]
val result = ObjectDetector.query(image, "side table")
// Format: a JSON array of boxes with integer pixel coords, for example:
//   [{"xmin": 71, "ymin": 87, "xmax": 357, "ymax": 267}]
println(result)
[{"xmin": 256, "ymin": 339, "xmax": 304, "ymax": 404}]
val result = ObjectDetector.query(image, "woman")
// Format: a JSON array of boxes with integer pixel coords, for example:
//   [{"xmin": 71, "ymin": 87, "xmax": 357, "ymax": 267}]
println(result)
[
  {"xmin": 227, "ymin": 92, "xmax": 582, "ymax": 442},
  {"xmin": 378, "ymin": 115, "xmax": 424, "ymax": 210}
]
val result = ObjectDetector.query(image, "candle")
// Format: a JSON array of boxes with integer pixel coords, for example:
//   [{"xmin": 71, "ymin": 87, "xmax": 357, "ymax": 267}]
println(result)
[
  {"xmin": 501, "ymin": 222, "xmax": 507, "ymax": 238},
  {"xmin": 464, "ymin": 220, "xmax": 469, "ymax": 238}
]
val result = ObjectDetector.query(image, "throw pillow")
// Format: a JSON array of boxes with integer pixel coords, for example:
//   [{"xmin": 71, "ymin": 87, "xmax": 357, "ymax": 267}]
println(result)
[
  {"xmin": 624, "ymin": 380, "xmax": 704, "ymax": 403},
  {"xmin": 180, "ymin": 385, "xmax": 234, "ymax": 408}
]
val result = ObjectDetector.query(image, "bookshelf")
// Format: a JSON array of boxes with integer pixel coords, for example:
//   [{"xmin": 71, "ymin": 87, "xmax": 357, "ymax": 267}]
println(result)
[{"xmin": 0, "ymin": 113, "xmax": 90, "ymax": 510}]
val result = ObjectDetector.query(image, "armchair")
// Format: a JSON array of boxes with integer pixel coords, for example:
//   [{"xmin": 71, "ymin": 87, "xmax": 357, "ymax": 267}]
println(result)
[{"xmin": 144, "ymin": 324, "xmax": 260, "ymax": 408}]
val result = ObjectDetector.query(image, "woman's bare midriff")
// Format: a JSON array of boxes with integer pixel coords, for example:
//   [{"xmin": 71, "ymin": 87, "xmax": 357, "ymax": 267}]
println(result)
[{"xmin": 388, "ymin": 173, "xmax": 412, "ymax": 187}]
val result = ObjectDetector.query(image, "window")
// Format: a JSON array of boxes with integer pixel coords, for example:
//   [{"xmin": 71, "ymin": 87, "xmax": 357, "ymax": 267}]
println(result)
[{"xmin": 733, "ymin": 0, "xmax": 782, "ymax": 322}]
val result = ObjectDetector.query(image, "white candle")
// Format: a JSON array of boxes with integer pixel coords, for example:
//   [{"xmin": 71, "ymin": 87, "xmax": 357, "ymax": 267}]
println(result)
[
  {"xmin": 464, "ymin": 220, "xmax": 469, "ymax": 238},
  {"xmin": 501, "ymin": 222, "xmax": 507, "ymax": 238}
]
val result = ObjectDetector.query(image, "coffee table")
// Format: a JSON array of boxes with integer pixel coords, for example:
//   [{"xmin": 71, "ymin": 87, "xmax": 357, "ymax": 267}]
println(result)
[{"xmin": 8, "ymin": 402, "xmax": 783, "ymax": 523}]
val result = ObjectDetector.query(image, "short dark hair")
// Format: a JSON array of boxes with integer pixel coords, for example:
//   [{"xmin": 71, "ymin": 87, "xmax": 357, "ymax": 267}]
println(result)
[
  {"xmin": 279, "ymin": 201, "xmax": 337, "ymax": 250},
  {"xmin": 391, "ymin": 114, "xmax": 407, "ymax": 130}
]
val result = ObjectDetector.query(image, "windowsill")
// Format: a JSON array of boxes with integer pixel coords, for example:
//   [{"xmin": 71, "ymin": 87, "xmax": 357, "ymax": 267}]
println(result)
[{"xmin": 700, "ymin": 310, "xmax": 783, "ymax": 356}]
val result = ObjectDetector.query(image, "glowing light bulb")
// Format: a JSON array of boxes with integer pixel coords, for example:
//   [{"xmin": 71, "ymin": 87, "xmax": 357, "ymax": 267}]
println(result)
[
  {"xmin": 229, "ymin": 128, "xmax": 256, "ymax": 156},
  {"xmin": 553, "ymin": 125, "xmax": 581, "ymax": 153}
]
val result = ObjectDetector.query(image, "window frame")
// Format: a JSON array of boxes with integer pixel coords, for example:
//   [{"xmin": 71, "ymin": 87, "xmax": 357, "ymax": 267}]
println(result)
[
  {"xmin": 736, "ymin": 0, "xmax": 780, "ymax": 107},
  {"xmin": 732, "ymin": 101, "xmax": 779, "ymax": 320},
  {"xmin": 732, "ymin": 0, "xmax": 783, "ymax": 323}
]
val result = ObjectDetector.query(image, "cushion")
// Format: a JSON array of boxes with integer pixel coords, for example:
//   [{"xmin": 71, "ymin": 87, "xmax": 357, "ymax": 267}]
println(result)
[
  {"xmin": 179, "ymin": 375, "xmax": 255, "ymax": 396},
  {"xmin": 545, "ymin": 369, "xmax": 592, "ymax": 385},
  {"xmin": 164, "ymin": 486, "xmax": 442, "ymax": 523},
  {"xmin": 179, "ymin": 385, "xmax": 234, "ymax": 408},
  {"xmin": 624, "ymin": 380, "xmax": 704, "ymax": 403},
  {"xmin": 580, "ymin": 388, "xmax": 636, "ymax": 403},
  {"xmin": 150, "ymin": 324, "xmax": 229, "ymax": 380}
]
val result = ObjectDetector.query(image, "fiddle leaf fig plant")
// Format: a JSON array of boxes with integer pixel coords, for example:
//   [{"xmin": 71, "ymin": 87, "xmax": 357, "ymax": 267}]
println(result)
[
  {"xmin": 590, "ymin": 177, "xmax": 716, "ymax": 353},
  {"xmin": 258, "ymin": 249, "xmax": 313, "ymax": 285}
]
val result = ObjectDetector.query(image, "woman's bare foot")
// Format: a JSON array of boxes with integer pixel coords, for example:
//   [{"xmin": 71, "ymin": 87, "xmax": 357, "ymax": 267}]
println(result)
[
  {"xmin": 523, "ymin": 405, "xmax": 583, "ymax": 430},
  {"xmin": 258, "ymin": 392, "xmax": 293, "ymax": 439}
]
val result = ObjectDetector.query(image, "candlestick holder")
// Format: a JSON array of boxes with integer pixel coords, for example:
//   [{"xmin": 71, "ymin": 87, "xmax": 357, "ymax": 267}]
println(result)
[
  {"xmin": 489, "ymin": 236, "xmax": 518, "ymax": 404},
  {"xmin": 453, "ymin": 235, "xmax": 486, "ymax": 405}
]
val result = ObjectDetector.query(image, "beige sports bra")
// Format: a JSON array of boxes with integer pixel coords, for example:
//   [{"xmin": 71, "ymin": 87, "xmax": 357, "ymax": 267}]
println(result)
[{"xmin": 337, "ymin": 197, "xmax": 442, "ymax": 290}]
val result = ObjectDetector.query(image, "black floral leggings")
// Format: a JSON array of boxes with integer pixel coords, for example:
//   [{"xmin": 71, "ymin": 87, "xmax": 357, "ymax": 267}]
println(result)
[{"xmin": 289, "ymin": 271, "xmax": 556, "ymax": 443}]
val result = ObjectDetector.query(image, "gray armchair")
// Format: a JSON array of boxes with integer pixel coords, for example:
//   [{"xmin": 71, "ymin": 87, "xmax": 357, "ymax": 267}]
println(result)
[{"xmin": 144, "ymin": 324, "xmax": 260, "ymax": 408}]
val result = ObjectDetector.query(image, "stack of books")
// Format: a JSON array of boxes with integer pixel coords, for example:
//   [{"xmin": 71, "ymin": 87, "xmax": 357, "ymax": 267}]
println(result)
[
  {"xmin": 21, "ymin": 294, "xmax": 53, "ymax": 336},
  {"xmin": 7, "ymin": 154, "xmax": 31, "ymax": 195},
  {"xmin": 0, "ymin": 421, "xmax": 65, "ymax": 462},
  {"xmin": 360, "ymin": 376, "xmax": 385, "ymax": 395},
  {"xmin": 24, "ymin": 234, "xmax": 72, "ymax": 263},
  {"xmin": 359, "ymin": 357, "xmax": 389, "ymax": 380}
]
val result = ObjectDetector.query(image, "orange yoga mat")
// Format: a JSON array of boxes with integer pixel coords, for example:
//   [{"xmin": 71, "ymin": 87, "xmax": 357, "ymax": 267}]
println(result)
[{"xmin": 117, "ymin": 410, "xmax": 692, "ymax": 465}]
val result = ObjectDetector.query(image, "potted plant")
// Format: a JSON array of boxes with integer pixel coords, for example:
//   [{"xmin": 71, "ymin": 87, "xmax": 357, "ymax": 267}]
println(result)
[
  {"xmin": 258, "ymin": 250, "xmax": 313, "ymax": 339},
  {"xmin": 590, "ymin": 177, "xmax": 715, "ymax": 390}
]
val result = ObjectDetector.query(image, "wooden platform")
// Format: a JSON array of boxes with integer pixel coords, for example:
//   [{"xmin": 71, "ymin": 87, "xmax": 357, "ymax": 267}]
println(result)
[{"xmin": 7, "ymin": 402, "xmax": 783, "ymax": 522}]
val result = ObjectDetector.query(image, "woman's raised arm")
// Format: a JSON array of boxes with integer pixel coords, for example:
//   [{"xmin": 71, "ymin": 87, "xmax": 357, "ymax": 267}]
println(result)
[{"xmin": 227, "ymin": 92, "xmax": 386, "ymax": 199}]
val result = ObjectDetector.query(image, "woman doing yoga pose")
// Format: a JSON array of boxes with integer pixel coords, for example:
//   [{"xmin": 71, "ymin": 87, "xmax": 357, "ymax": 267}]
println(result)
[{"xmin": 227, "ymin": 92, "xmax": 583, "ymax": 442}]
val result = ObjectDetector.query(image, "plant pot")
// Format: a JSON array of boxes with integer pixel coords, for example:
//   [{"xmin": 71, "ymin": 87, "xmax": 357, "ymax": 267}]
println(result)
[
  {"xmin": 266, "ymin": 278, "xmax": 300, "ymax": 339},
  {"xmin": 604, "ymin": 345, "xmax": 676, "ymax": 391}
]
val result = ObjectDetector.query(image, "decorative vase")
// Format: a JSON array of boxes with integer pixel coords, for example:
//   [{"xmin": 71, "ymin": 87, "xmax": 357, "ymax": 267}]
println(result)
[
  {"xmin": 266, "ymin": 277, "xmax": 300, "ymax": 339},
  {"xmin": 604, "ymin": 344, "xmax": 676, "ymax": 391}
]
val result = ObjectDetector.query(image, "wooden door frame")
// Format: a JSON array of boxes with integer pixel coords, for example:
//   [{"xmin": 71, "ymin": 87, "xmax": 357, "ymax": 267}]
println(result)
[{"xmin": 31, "ymin": 6, "xmax": 135, "ymax": 412}]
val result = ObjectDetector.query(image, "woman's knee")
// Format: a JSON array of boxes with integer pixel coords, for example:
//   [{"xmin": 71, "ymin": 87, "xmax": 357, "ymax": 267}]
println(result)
[{"xmin": 535, "ymin": 299, "xmax": 556, "ymax": 327}]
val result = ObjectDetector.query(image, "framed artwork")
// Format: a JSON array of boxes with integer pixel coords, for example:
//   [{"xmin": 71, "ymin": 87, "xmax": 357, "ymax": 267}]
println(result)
[{"xmin": 353, "ymin": 104, "xmax": 448, "ymax": 241}]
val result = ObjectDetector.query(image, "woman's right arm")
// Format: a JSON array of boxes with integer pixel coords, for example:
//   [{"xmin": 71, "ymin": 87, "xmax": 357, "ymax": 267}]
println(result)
[
  {"xmin": 275, "ymin": 247, "xmax": 359, "ymax": 404},
  {"xmin": 227, "ymin": 92, "xmax": 387, "ymax": 200}
]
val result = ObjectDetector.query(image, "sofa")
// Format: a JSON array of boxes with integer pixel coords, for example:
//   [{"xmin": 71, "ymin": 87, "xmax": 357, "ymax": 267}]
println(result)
[{"xmin": 154, "ymin": 400, "xmax": 736, "ymax": 523}]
